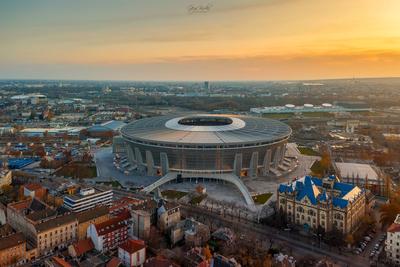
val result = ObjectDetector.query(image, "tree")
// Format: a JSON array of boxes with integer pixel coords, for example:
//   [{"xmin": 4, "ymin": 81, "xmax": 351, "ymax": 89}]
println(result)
[
  {"xmin": 1, "ymin": 184, "xmax": 12, "ymax": 194},
  {"xmin": 325, "ymin": 228, "xmax": 344, "ymax": 247},
  {"xmin": 382, "ymin": 205, "xmax": 400, "ymax": 228},
  {"xmin": 345, "ymin": 234, "xmax": 355, "ymax": 248},
  {"xmin": 203, "ymin": 245, "xmax": 212, "ymax": 261}
]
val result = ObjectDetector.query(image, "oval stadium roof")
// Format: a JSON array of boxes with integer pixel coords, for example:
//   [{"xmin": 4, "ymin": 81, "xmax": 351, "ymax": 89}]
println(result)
[{"xmin": 121, "ymin": 114, "xmax": 291, "ymax": 145}]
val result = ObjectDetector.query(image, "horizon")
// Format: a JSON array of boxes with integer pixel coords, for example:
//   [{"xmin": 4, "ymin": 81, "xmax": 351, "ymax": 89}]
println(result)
[
  {"xmin": 1, "ymin": 0, "xmax": 400, "ymax": 80},
  {"xmin": 1, "ymin": 76, "xmax": 400, "ymax": 83}
]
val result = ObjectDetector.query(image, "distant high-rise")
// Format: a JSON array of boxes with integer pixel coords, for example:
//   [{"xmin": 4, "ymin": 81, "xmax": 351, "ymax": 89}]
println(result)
[{"xmin": 204, "ymin": 81, "xmax": 210, "ymax": 92}]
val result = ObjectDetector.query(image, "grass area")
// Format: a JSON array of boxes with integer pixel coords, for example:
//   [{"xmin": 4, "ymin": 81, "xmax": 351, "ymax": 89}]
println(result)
[
  {"xmin": 190, "ymin": 194, "xmax": 207, "ymax": 205},
  {"xmin": 300, "ymin": 112, "xmax": 335, "ymax": 118},
  {"xmin": 310, "ymin": 160, "xmax": 324, "ymax": 177},
  {"xmin": 162, "ymin": 190, "xmax": 188, "ymax": 200},
  {"xmin": 252, "ymin": 193, "xmax": 273, "ymax": 205},
  {"xmin": 56, "ymin": 163, "xmax": 97, "ymax": 179},
  {"xmin": 97, "ymin": 180, "xmax": 122, "ymax": 188},
  {"xmin": 262, "ymin": 113, "xmax": 294, "ymax": 119},
  {"xmin": 298, "ymin": 146, "xmax": 320, "ymax": 156}
]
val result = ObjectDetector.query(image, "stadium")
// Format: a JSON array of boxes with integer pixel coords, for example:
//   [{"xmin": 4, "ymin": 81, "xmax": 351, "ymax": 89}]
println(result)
[
  {"xmin": 120, "ymin": 114, "xmax": 292, "ymax": 205},
  {"xmin": 121, "ymin": 114, "xmax": 291, "ymax": 176}
]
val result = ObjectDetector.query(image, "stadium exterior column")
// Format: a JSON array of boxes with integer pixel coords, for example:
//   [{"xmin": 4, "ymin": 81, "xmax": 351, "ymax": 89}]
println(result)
[
  {"xmin": 233, "ymin": 153, "xmax": 243, "ymax": 176},
  {"xmin": 249, "ymin": 151, "xmax": 259, "ymax": 178},
  {"xmin": 263, "ymin": 149, "xmax": 272, "ymax": 175},
  {"xmin": 160, "ymin": 152, "xmax": 169, "ymax": 176},
  {"xmin": 273, "ymin": 146, "xmax": 281, "ymax": 169},
  {"xmin": 145, "ymin": 150, "xmax": 155, "ymax": 176},
  {"xmin": 134, "ymin": 147, "xmax": 143, "ymax": 165},
  {"xmin": 126, "ymin": 145, "xmax": 136, "ymax": 164}
]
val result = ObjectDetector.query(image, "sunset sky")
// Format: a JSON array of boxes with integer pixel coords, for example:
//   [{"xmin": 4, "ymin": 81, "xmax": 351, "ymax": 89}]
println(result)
[{"xmin": 1, "ymin": 0, "xmax": 400, "ymax": 80}]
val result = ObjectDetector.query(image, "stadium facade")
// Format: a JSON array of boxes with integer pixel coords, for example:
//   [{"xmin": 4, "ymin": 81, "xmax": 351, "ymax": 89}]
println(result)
[
  {"xmin": 120, "ymin": 114, "xmax": 291, "ymax": 206},
  {"xmin": 121, "ymin": 114, "xmax": 291, "ymax": 177}
]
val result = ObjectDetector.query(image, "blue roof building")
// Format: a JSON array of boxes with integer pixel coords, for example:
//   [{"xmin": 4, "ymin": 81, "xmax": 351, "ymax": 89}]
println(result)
[{"xmin": 277, "ymin": 175, "xmax": 367, "ymax": 234}]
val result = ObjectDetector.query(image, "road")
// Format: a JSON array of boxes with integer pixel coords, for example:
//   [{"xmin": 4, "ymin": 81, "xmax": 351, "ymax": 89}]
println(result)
[{"xmin": 182, "ymin": 204, "xmax": 369, "ymax": 267}]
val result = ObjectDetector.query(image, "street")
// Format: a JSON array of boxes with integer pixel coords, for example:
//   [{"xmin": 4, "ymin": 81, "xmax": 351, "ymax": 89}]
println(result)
[{"xmin": 182, "ymin": 204, "xmax": 369, "ymax": 267}]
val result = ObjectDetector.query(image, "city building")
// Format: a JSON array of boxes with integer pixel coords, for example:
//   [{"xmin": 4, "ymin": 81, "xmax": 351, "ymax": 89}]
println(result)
[
  {"xmin": 11, "ymin": 94, "xmax": 48, "ymax": 105},
  {"xmin": 109, "ymin": 197, "xmax": 144, "ymax": 216},
  {"xmin": 131, "ymin": 209, "xmax": 151, "ymax": 240},
  {"xmin": 335, "ymin": 162, "xmax": 387, "ymax": 196},
  {"xmin": 277, "ymin": 175, "xmax": 367, "ymax": 234},
  {"xmin": 183, "ymin": 247, "xmax": 209, "ymax": 267},
  {"xmin": 7, "ymin": 198, "xmax": 78, "ymax": 256},
  {"xmin": 63, "ymin": 187, "xmax": 113, "ymax": 212},
  {"xmin": 170, "ymin": 218, "xmax": 210, "ymax": 247},
  {"xmin": 121, "ymin": 114, "xmax": 291, "ymax": 205},
  {"xmin": 0, "ymin": 169, "xmax": 12, "ymax": 188},
  {"xmin": 144, "ymin": 256, "xmax": 179, "ymax": 267},
  {"xmin": 112, "ymin": 136, "xmax": 126, "ymax": 154},
  {"xmin": 19, "ymin": 127, "xmax": 85, "ymax": 137},
  {"xmin": 0, "ymin": 232, "xmax": 27, "ymax": 266},
  {"xmin": 76, "ymin": 205, "xmax": 110, "ymax": 240},
  {"xmin": 157, "ymin": 202, "xmax": 181, "ymax": 233},
  {"xmin": 45, "ymin": 256, "xmax": 73, "ymax": 267},
  {"xmin": 212, "ymin": 254, "xmax": 240, "ymax": 267},
  {"xmin": 22, "ymin": 183, "xmax": 47, "ymax": 200},
  {"xmin": 118, "ymin": 239, "xmax": 146, "ymax": 267},
  {"xmin": 250, "ymin": 104, "xmax": 371, "ymax": 114},
  {"xmin": 386, "ymin": 214, "xmax": 400, "ymax": 265},
  {"xmin": 87, "ymin": 216, "xmax": 129, "ymax": 252},
  {"xmin": 107, "ymin": 257, "xmax": 122, "ymax": 267},
  {"xmin": 68, "ymin": 238, "xmax": 94, "ymax": 258}
]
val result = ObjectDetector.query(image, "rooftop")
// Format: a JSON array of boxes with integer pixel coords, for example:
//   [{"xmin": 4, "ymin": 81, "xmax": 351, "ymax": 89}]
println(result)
[
  {"xmin": 121, "ymin": 114, "xmax": 291, "ymax": 145},
  {"xmin": 65, "ymin": 187, "xmax": 112, "ymax": 201},
  {"xmin": 51, "ymin": 256, "xmax": 73, "ymax": 267},
  {"xmin": 106, "ymin": 257, "xmax": 122, "ymax": 267},
  {"xmin": 388, "ymin": 214, "xmax": 400, "ymax": 233},
  {"xmin": 23, "ymin": 183, "xmax": 44, "ymax": 191},
  {"xmin": 335, "ymin": 162, "xmax": 379, "ymax": 181},
  {"xmin": 0, "ymin": 232, "xmax": 25, "ymax": 251},
  {"xmin": 109, "ymin": 197, "xmax": 143, "ymax": 213},
  {"xmin": 35, "ymin": 212, "xmax": 77, "ymax": 233},
  {"xmin": 119, "ymin": 239, "xmax": 145, "ymax": 254},
  {"xmin": 95, "ymin": 216, "xmax": 129, "ymax": 236},
  {"xmin": 76, "ymin": 206, "xmax": 109, "ymax": 223},
  {"xmin": 278, "ymin": 175, "xmax": 365, "ymax": 209},
  {"xmin": 72, "ymin": 238, "xmax": 94, "ymax": 257}
]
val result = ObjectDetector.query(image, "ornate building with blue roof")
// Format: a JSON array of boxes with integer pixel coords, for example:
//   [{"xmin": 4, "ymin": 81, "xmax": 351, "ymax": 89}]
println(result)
[{"xmin": 277, "ymin": 175, "xmax": 367, "ymax": 234}]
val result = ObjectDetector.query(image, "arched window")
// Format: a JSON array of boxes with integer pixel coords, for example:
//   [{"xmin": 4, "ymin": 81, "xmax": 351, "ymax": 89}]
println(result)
[{"xmin": 297, "ymin": 207, "xmax": 304, "ymax": 213}]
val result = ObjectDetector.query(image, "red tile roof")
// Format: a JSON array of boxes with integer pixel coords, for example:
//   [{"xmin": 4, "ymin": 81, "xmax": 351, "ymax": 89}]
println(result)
[
  {"xmin": 52, "ymin": 256, "xmax": 73, "ymax": 267},
  {"xmin": 116, "ymin": 209, "xmax": 131, "ymax": 221},
  {"xmin": 109, "ymin": 197, "xmax": 143, "ymax": 213},
  {"xmin": 8, "ymin": 199, "xmax": 31, "ymax": 211},
  {"xmin": 95, "ymin": 217, "xmax": 128, "ymax": 236},
  {"xmin": 144, "ymin": 256, "xmax": 180, "ymax": 267},
  {"xmin": 106, "ymin": 257, "xmax": 122, "ymax": 267},
  {"xmin": 24, "ymin": 183, "xmax": 43, "ymax": 191},
  {"xmin": 388, "ymin": 223, "xmax": 400, "ymax": 233},
  {"xmin": 119, "ymin": 239, "xmax": 145, "ymax": 254},
  {"xmin": 73, "ymin": 238, "xmax": 94, "ymax": 257}
]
